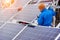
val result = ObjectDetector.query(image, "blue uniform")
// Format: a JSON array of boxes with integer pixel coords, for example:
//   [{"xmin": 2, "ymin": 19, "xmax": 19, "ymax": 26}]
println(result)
[
  {"xmin": 37, "ymin": 8, "xmax": 55, "ymax": 26},
  {"xmin": 48, "ymin": 7, "xmax": 55, "ymax": 16}
]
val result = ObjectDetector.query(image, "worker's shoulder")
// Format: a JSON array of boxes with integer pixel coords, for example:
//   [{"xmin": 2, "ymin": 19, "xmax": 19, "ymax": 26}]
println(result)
[
  {"xmin": 43, "ymin": 9, "xmax": 50, "ymax": 12},
  {"xmin": 42, "ymin": 10, "xmax": 52, "ymax": 16},
  {"xmin": 43, "ymin": 9, "xmax": 50, "ymax": 14}
]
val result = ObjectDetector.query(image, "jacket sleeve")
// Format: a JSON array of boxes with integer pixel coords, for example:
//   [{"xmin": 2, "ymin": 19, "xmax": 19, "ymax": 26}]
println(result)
[{"xmin": 37, "ymin": 14, "xmax": 44, "ymax": 25}]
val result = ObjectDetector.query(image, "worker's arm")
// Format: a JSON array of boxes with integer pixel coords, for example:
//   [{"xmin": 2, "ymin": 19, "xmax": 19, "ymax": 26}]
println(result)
[
  {"xmin": 52, "ymin": 16, "xmax": 56, "ymax": 27},
  {"xmin": 48, "ymin": 6, "xmax": 56, "ymax": 27},
  {"xmin": 37, "ymin": 14, "xmax": 43, "ymax": 25}
]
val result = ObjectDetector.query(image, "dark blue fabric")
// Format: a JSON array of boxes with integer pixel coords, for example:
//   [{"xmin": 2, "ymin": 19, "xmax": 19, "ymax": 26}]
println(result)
[{"xmin": 37, "ymin": 8, "xmax": 54, "ymax": 26}]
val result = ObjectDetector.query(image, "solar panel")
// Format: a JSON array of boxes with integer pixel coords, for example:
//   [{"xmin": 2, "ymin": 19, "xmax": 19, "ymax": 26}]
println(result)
[
  {"xmin": 13, "ymin": 5, "xmax": 40, "ymax": 22},
  {"xmin": 0, "ymin": 0, "xmax": 31, "ymax": 22},
  {"xmin": 0, "ymin": 23, "xmax": 25, "ymax": 40},
  {"xmin": 0, "ymin": 23, "xmax": 60, "ymax": 40},
  {"xmin": 15, "ymin": 26, "xmax": 60, "ymax": 40}
]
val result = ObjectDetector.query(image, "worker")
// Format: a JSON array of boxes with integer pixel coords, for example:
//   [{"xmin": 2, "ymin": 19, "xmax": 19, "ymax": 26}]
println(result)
[
  {"xmin": 48, "ymin": 6, "xmax": 56, "ymax": 27},
  {"xmin": 37, "ymin": 3, "xmax": 55, "ymax": 27}
]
